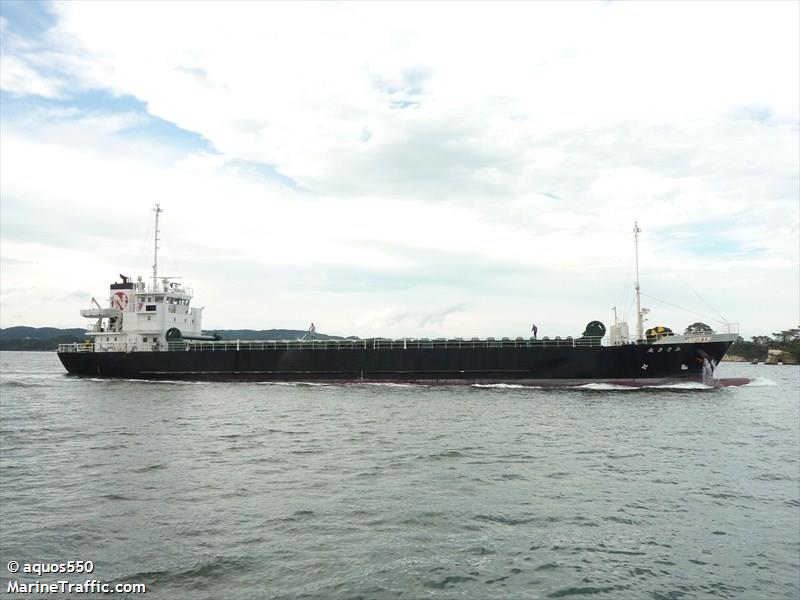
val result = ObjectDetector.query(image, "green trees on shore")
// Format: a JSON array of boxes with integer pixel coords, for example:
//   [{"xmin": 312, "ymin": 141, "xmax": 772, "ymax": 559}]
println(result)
[
  {"xmin": 732, "ymin": 327, "xmax": 800, "ymax": 362},
  {"xmin": 2, "ymin": 326, "xmax": 799, "ymax": 359}
]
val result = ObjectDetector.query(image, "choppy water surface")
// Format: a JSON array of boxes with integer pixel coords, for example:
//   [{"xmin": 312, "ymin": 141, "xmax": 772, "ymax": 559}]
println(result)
[{"xmin": 1, "ymin": 351, "xmax": 798, "ymax": 599}]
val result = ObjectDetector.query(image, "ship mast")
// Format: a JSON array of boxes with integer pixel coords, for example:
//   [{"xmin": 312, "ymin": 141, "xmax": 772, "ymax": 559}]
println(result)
[
  {"xmin": 152, "ymin": 203, "xmax": 163, "ymax": 292},
  {"xmin": 634, "ymin": 222, "xmax": 643, "ymax": 343}
]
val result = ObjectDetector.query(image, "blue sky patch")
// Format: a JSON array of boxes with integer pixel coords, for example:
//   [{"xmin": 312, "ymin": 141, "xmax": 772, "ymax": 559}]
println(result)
[
  {"xmin": 653, "ymin": 225, "xmax": 760, "ymax": 257},
  {"xmin": 0, "ymin": 89, "xmax": 213, "ymax": 154},
  {"xmin": 730, "ymin": 105, "xmax": 774, "ymax": 123},
  {"xmin": 224, "ymin": 159, "xmax": 298, "ymax": 189},
  {"xmin": 0, "ymin": 1, "xmax": 56, "ymax": 40}
]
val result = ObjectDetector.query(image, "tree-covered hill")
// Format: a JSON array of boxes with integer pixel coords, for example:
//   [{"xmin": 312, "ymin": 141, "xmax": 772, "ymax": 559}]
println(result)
[
  {"xmin": 728, "ymin": 328, "xmax": 800, "ymax": 363},
  {"xmin": 0, "ymin": 327, "xmax": 355, "ymax": 350},
  {"xmin": 0, "ymin": 327, "xmax": 89, "ymax": 350},
  {"xmin": 3, "ymin": 325, "xmax": 798, "ymax": 359},
  {"xmin": 206, "ymin": 329, "xmax": 354, "ymax": 341}
]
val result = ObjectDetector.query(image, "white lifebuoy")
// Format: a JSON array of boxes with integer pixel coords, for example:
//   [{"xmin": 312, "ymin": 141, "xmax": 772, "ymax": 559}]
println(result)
[{"xmin": 111, "ymin": 291, "xmax": 128, "ymax": 310}]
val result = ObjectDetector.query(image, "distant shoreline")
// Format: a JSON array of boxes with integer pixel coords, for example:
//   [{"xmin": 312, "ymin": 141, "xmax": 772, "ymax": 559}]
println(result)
[
  {"xmin": 723, "ymin": 354, "xmax": 798, "ymax": 365},
  {"xmin": 0, "ymin": 326, "xmax": 349, "ymax": 351},
  {"xmin": 3, "ymin": 326, "xmax": 798, "ymax": 364}
]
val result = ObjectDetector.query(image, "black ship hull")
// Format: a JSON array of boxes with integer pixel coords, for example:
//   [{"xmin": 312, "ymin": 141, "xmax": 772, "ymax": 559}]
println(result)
[{"xmin": 58, "ymin": 340, "xmax": 734, "ymax": 386}]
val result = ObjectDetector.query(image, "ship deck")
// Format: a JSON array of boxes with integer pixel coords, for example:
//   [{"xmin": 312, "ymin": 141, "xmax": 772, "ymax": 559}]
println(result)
[{"xmin": 58, "ymin": 336, "xmax": 607, "ymax": 353}]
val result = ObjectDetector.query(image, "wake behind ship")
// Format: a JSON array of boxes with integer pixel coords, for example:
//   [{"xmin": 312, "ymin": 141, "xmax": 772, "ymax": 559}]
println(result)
[{"xmin": 58, "ymin": 208, "xmax": 740, "ymax": 386}]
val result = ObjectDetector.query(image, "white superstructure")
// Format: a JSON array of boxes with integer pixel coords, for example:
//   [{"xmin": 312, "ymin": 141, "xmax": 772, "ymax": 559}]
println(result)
[
  {"xmin": 81, "ymin": 275, "xmax": 203, "ymax": 352},
  {"xmin": 78, "ymin": 205, "xmax": 204, "ymax": 352},
  {"xmin": 609, "ymin": 321, "xmax": 630, "ymax": 346}
]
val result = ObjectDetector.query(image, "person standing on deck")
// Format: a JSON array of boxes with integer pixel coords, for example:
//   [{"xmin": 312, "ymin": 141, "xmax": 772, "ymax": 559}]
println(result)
[{"xmin": 531, "ymin": 323, "xmax": 538, "ymax": 339}]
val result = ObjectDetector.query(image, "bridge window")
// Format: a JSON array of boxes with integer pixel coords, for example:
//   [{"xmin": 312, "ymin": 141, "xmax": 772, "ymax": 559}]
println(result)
[{"xmin": 146, "ymin": 305, "xmax": 156, "ymax": 312}]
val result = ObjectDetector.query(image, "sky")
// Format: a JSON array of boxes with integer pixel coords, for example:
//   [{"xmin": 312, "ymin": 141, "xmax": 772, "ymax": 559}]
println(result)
[{"xmin": 1, "ymin": 1, "xmax": 798, "ymax": 340}]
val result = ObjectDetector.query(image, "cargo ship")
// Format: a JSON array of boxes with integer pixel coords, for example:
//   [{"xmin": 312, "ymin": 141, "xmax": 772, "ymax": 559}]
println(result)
[{"xmin": 57, "ymin": 207, "xmax": 740, "ymax": 385}]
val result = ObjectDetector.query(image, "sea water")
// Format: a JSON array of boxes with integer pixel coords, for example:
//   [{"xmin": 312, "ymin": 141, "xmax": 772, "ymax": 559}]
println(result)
[{"xmin": 1, "ymin": 351, "xmax": 798, "ymax": 599}]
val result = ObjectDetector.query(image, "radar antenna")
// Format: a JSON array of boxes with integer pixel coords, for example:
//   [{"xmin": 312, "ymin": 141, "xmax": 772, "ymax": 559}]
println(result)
[
  {"xmin": 152, "ymin": 203, "xmax": 163, "ymax": 292},
  {"xmin": 634, "ymin": 222, "xmax": 643, "ymax": 343}
]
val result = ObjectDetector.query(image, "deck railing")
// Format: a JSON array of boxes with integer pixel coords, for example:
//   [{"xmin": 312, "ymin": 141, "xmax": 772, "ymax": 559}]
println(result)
[
  {"xmin": 58, "ymin": 342, "xmax": 96, "ymax": 353},
  {"xmin": 719, "ymin": 323, "xmax": 740, "ymax": 335},
  {"xmin": 171, "ymin": 336, "xmax": 605, "ymax": 352},
  {"xmin": 58, "ymin": 336, "xmax": 606, "ymax": 353}
]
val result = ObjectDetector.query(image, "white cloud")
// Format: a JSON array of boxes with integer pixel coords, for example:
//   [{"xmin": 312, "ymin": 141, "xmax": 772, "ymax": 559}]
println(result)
[
  {"xmin": 0, "ymin": 54, "xmax": 62, "ymax": 97},
  {"xmin": 37, "ymin": 1, "xmax": 797, "ymax": 196}
]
